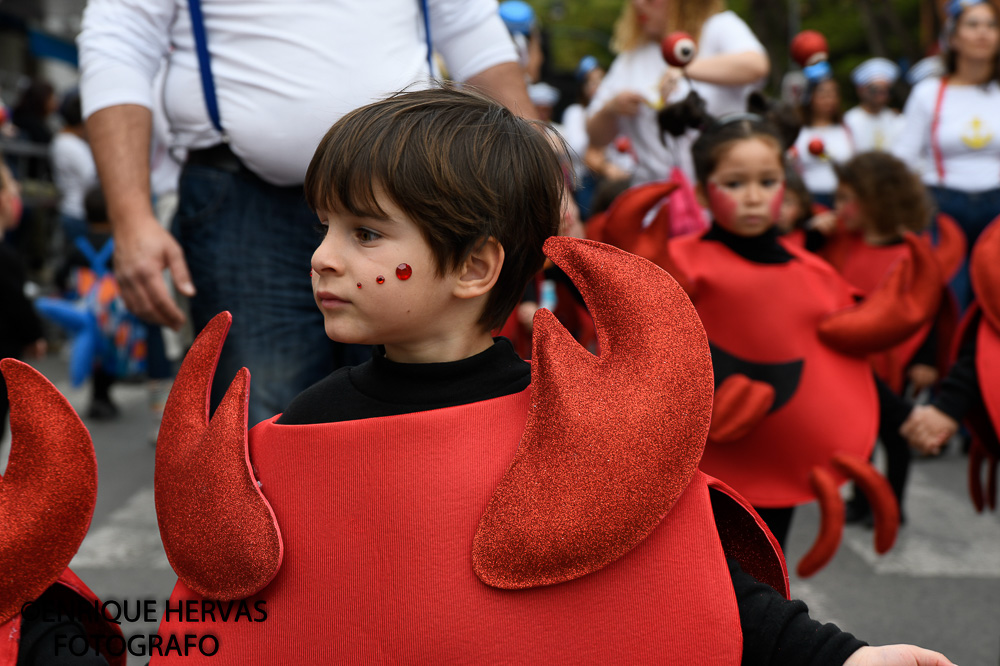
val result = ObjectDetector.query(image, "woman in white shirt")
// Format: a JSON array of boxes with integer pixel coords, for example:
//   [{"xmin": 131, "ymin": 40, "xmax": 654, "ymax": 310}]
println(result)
[
  {"xmin": 49, "ymin": 91, "xmax": 98, "ymax": 245},
  {"xmin": 893, "ymin": 0, "xmax": 1000, "ymax": 309},
  {"xmin": 792, "ymin": 72, "xmax": 854, "ymax": 208},
  {"xmin": 585, "ymin": 0, "xmax": 768, "ymax": 185}
]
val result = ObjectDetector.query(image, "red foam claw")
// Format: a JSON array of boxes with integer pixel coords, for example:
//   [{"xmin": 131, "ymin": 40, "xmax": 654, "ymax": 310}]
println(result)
[
  {"xmin": 0, "ymin": 360, "xmax": 97, "ymax": 625},
  {"xmin": 600, "ymin": 181, "xmax": 691, "ymax": 292},
  {"xmin": 473, "ymin": 237, "xmax": 714, "ymax": 589},
  {"xmin": 831, "ymin": 454, "xmax": 899, "ymax": 554},
  {"xmin": 930, "ymin": 214, "xmax": 967, "ymax": 282},
  {"xmin": 708, "ymin": 374, "xmax": 775, "ymax": 443},
  {"xmin": 154, "ymin": 312, "xmax": 282, "ymax": 600},
  {"xmin": 818, "ymin": 234, "xmax": 943, "ymax": 356},
  {"xmin": 797, "ymin": 466, "xmax": 843, "ymax": 578},
  {"xmin": 970, "ymin": 216, "xmax": 1000, "ymax": 332}
]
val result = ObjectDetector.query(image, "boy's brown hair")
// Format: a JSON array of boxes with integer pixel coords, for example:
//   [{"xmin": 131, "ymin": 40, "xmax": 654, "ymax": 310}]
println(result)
[
  {"xmin": 305, "ymin": 86, "xmax": 564, "ymax": 332},
  {"xmin": 835, "ymin": 152, "xmax": 931, "ymax": 236}
]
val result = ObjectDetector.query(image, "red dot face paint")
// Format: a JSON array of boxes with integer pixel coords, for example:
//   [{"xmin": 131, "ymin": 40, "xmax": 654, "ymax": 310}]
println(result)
[
  {"xmin": 357, "ymin": 282, "xmax": 362, "ymax": 289},
  {"xmin": 376, "ymin": 275, "xmax": 385, "ymax": 285},
  {"xmin": 707, "ymin": 182, "xmax": 739, "ymax": 230},
  {"xmin": 395, "ymin": 263, "xmax": 412, "ymax": 280}
]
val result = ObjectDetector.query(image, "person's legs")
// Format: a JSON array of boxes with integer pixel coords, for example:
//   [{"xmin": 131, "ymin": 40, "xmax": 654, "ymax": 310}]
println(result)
[
  {"xmin": 175, "ymin": 164, "xmax": 367, "ymax": 427},
  {"xmin": 930, "ymin": 186, "xmax": 1000, "ymax": 311}
]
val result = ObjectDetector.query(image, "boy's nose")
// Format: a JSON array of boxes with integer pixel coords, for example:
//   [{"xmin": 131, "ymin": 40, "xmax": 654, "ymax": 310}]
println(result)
[{"xmin": 311, "ymin": 235, "xmax": 343, "ymax": 275}]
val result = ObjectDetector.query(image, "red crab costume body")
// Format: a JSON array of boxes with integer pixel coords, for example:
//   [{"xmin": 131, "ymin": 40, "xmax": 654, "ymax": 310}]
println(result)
[
  {"xmin": 149, "ymin": 238, "xmax": 788, "ymax": 663},
  {"xmin": 953, "ymin": 218, "xmax": 1000, "ymax": 512},
  {"xmin": 600, "ymin": 184, "xmax": 942, "ymax": 575},
  {"xmin": 0, "ymin": 360, "xmax": 125, "ymax": 666}
]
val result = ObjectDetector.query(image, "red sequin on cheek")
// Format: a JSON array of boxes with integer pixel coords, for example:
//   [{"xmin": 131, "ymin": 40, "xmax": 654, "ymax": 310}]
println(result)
[
  {"xmin": 707, "ymin": 182, "xmax": 738, "ymax": 229},
  {"xmin": 356, "ymin": 282, "xmax": 362, "ymax": 289},
  {"xmin": 376, "ymin": 275, "xmax": 385, "ymax": 285},
  {"xmin": 769, "ymin": 183, "xmax": 786, "ymax": 223},
  {"xmin": 395, "ymin": 263, "xmax": 412, "ymax": 280}
]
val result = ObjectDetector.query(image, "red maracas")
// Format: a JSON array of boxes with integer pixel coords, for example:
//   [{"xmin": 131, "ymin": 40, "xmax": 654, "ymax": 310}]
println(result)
[
  {"xmin": 614, "ymin": 136, "xmax": 634, "ymax": 155},
  {"xmin": 791, "ymin": 30, "xmax": 829, "ymax": 68},
  {"xmin": 808, "ymin": 138, "xmax": 826, "ymax": 157},
  {"xmin": 661, "ymin": 32, "xmax": 697, "ymax": 68}
]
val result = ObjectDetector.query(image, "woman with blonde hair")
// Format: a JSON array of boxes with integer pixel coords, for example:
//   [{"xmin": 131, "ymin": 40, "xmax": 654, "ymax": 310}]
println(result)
[{"xmin": 586, "ymin": 0, "xmax": 769, "ymax": 185}]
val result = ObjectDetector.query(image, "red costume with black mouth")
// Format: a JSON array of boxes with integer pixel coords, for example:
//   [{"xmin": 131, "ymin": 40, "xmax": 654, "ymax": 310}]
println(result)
[{"xmin": 149, "ymin": 238, "xmax": 787, "ymax": 664}]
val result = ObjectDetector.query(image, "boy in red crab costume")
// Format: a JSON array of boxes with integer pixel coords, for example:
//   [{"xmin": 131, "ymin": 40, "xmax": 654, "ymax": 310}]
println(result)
[{"xmin": 148, "ymin": 88, "xmax": 952, "ymax": 665}]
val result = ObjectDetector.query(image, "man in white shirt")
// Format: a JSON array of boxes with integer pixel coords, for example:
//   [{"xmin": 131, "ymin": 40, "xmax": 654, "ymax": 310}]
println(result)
[
  {"xmin": 78, "ymin": 0, "xmax": 533, "ymax": 426},
  {"xmin": 843, "ymin": 57, "xmax": 903, "ymax": 152}
]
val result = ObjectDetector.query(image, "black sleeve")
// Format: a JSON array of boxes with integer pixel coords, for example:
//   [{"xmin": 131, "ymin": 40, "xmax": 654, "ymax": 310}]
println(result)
[
  {"xmin": 16, "ymin": 614, "xmax": 110, "ymax": 666},
  {"xmin": 0, "ymin": 248, "xmax": 44, "ymax": 349},
  {"xmin": 804, "ymin": 228, "xmax": 828, "ymax": 254},
  {"xmin": 731, "ymin": 558, "xmax": 866, "ymax": 665},
  {"xmin": 933, "ymin": 311, "xmax": 982, "ymax": 422},
  {"xmin": 908, "ymin": 315, "xmax": 938, "ymax": 368},
  {"xmin": 875, "ymin": 373, "xmax": 912, "ymax": 432}
]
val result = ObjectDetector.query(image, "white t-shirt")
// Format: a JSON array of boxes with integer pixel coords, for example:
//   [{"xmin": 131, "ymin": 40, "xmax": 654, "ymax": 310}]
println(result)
[
  {"xmin": 79, "ymin": 0, "xmax": 516, "ymax": 186},
  {"xmin": 50, "ymin": 132, "xmax": 98, "ymax": 220},
  {"xmin": 587, "ymin": 11, "xmax": 765, "ymax": 185},
  {"xmin": 792, "ymin": 125, "xmax": 854, "ymax": 196},
  {"xmin": 843, "ymin": 106, "xmax": 902, "ymax": 152},
  {"xmin": 893, "ymin": 77, "xmax": 1000, "ymax": 192}
]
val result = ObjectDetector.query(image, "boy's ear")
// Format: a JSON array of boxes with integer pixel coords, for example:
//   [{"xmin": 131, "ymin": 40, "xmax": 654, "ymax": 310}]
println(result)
[
  {"xmin": 454, "ymin": 237, "xmax": 504, "ymax": 300},
  {"xmin": 694, "ymin": 183, "xmax": 708, "ymax": 209}
]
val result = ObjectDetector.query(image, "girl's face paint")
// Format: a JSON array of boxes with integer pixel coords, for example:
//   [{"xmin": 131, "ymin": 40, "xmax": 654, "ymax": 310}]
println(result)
[
  {"xmin": 704, "ymin": 137, "xmax": 785, "ymax": 237},
  {"xmin": 834, "ymin": 184, "xmax": 863, "ymax": 232}
]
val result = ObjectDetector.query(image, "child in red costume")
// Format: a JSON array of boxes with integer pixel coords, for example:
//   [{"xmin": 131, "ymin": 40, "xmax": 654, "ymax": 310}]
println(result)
[
  {"xmin": 149, "ymin": 87, "xmax": 953, "ymax": 665},
  {"xmin": 902, "ymin": 217, "xmax": 1000, "ymax": 512},
  {"xmin": 607, "ymin": 109, "xmax": 937, "ymax": 575}
]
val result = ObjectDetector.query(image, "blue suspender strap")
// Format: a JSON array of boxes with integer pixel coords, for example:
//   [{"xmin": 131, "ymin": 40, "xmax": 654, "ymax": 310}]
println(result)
[
  {"xmin": 420, "ymin": 0, "xmax": 434, "ymax": 77},
  {"xmin": 187, "ymin": 0, "xmax": 225, "ymax": 136}
]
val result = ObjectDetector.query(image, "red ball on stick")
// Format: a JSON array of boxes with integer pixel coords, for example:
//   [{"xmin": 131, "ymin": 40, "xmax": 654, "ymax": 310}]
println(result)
[
  {"xmin": 808, "ymin": 138, "xmax": 826, "ymax": 157},
  {"xmin": 661, "ymin": 32, "xmax": 697, "ymax": 68},
  {"xmin": 791, "ymin": 30, "xmax": 829, "ymax": 68},
  {"xmin": 614, "ymin": 136, "xmax": 634, "ymax": 154}
]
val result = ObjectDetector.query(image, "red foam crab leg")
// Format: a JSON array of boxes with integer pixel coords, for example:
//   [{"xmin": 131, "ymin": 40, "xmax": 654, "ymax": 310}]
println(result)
[
  {"xmin": 818, "ymin": 234, "xmax": 943, "ymax": 356},
  {"xmin": 708, "ymin": 374, "xmax": 775, "ymax": 444},
  {"xmin": 797, "ymin": 466, "xmax": 844, "ymax": 578},
  {"xmin": 473, "ymin": 237, "xmax": 714, "ymax": 589},
  {"xmin": 831, "ymin": 454, "xmax": 899, "ymax": 554},
  {"xmin": 154, "ymin": 312, "xmax": 282, "ymax": 600},
  {"xmin": 0, "ymin": 360, "xmax": 97, "ymax": 625}
]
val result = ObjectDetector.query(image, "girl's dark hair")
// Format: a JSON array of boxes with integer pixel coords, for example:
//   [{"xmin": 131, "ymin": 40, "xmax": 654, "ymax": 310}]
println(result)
[
  {"xmin": 671, "ymin": 91, "xmax": 800, "ymax": 187},
  {"xmin": 945, "ymin": 1, "xmax": 1000, "ymax": 84},
  {"xmin": 58, "ymin": 90, "xmax": 83, "ymax": 127},
  {"xmin": 798, "ymin": 78, "xmax": 843, "ymax": 126},
  {"xmin": 834, "ymin": 152, "xmax": 931, "ymax": 236}
]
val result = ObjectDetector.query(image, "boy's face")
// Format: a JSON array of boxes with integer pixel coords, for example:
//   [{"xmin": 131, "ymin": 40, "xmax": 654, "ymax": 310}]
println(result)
[
  {"xmin": 310, "ymin": 190, "xmax": 464, "ymax": 352},
  {"xmin": 700, "ymin": 137, "xmax": 785, "ymax": 238}
]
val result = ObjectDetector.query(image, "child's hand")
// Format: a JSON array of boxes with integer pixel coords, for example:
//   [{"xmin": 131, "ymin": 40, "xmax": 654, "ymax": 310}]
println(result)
[
  {"xmin": 900, "ymin": 405, "xmax": 958, "ymax": 455},
  {"xmin": 907, "ymin": 364, "xmax": 939, "ymax": 391},
  {"xmin": 844, "ymin": 645, "xmax": 955, "ymax": 666},
  {"xmin": 806, "ymin": 210, "xmax": 838, "ymax": 235},
  {"xmin": 23, "ymin": 338, "xmax": 47, "ymax": 359}
]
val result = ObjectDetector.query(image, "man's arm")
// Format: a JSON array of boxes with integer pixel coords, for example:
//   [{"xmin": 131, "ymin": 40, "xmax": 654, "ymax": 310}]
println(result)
[
  {"xmin": 465, "ymin": 61, "xmax": 537, "ymax": 119},
  {"xmin": 86, "ymin": 104, "xmax": 193, "ymax": 329}
]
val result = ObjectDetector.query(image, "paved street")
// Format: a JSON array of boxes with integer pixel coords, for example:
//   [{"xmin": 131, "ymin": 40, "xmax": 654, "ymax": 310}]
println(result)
[{"xmin": 3, "ymin": 355, "xmax": 999, "ymax": 665}]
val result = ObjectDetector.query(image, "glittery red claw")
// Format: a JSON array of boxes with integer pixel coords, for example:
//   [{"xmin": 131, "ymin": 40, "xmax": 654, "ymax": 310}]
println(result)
[
  {"xmin": 473, "ymin": 237, "xmax": 714, "ymax": 589},
  {"xmin": 155, "ymin": 312, "xmax": 283, "ymax": 600},
  {"xmin": 395, "ymin": 263, "xmax": 412, "ymax": 280},
  {"xmin": 0, "ymin": 359, "xmax": 97, "ymax": 625}
]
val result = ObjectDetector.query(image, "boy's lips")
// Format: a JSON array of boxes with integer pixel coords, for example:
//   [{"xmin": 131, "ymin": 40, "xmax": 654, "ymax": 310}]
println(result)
[{"xmin": 315, "ymin": 290, "xmax": 351, "ymax": 308}]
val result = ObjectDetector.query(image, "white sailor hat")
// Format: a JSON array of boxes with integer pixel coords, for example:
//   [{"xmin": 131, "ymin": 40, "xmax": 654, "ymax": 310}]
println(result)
[
  {"xmin": 906, "ymin": 56, "xmax": 945, "ymax": 86},
  {"xmin": 528, "ymin": 82, "xmax": 560, "ymax": 108},
  {"xmin": 851, "ymin": 58, "xmax": 900, "ymax": 86}
]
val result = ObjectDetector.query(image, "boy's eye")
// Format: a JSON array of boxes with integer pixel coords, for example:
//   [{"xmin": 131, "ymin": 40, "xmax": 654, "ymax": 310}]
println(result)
[
  {"xmin": 313, "ymin": 220, "xmax": 329, "ymax": 237},
  {"xmin": 355, "ymin": 227, "xmax": 381, "ymax": 243},
  {"xmin": 762, "ymin": 178, "xmax": 780, "ymax": 187},
  {"xmin": 723, "ymin": 181, "xmax": 743, "ymax": 189}
]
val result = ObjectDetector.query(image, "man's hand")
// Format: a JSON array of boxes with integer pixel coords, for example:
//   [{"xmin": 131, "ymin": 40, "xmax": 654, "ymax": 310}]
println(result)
[
  {"xmin": 113, "ymin": 213, "xmax": 194, "ymax": 329},
  {"xmin": 844, "ymin": 644, "xmax": 955, "ymax": 666}
]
